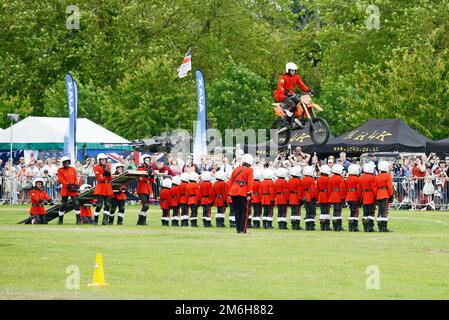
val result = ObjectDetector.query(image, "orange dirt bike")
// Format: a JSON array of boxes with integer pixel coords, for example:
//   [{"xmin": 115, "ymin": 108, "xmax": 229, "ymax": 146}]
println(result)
[{"xmin": 271, "ymin": 94, "xmax": 330, "ymax": 146}]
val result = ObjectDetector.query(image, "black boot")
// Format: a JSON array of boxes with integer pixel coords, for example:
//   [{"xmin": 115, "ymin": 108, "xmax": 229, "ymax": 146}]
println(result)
[
  {"xmin": 93, "ymin": 215, "xmax": 99, "ymax": 225},
  {"xmin": 247, "ymin": 219, "xmax": 253, "ymax": 229},
  {"xmin": 310, "ymin": 221, "xmax": 316, "ymax": 231},
  {"xmin": 102, "ymin": 213, "xmax": 109, "ymax": 225},
  {"xmin": 117, "ymin": 216, "xmax": 123, "ymax": 225},
  {"xmin": 348, "ymin": 220, "xmax": 353, "ymax": 232},
  {"xmin": 88, "ymin": 217, "xmax": 94, "ymax": 224},
  {"xmin": 363, "ymin": 219, "xmax": 368, "ymax": 232},
  {"xmin": 377, "ymin": 221, "xmax": 382, "ymax": 232},
  {"xmin": 108, "ymin": 215, "xmax": 114, "ymax": 225},
  {"xmin": 383, "ymin": 221, "xmax": 392, "ymax": 232},
  {"xmin": 58, "ymin": 215, "xmax": 64, "ymax": 225},
  {"xmin": 172, "ymin": 219, "xmax": 179, "ymax": 226},
  {"xmin": 221, "ymin": 218, "xmax": 226, "ymax": 228},
  {"xmin": 298, "ymin": 221, "xmax": 303, "ymax": 230},
  {"xmin": 332, "ymin": 220, "xmax": 338, "ymax": 231},
  {"xmin": 41, "ymin": 215, "xmax": 47, "ymax": 225},
  {"xmin": 267, "ymin": 221, "xmax": 274, "ymax": 229},
  {"xmin": 367, "ymin": 219, "xmax": 374, "ymax": 232},
  {"xmin": 191, "ymin": 219, "xmax": 198, "ymax": 227},
  {"xmin": 262, "ymin": 220, "xmax": 267, "ymax": 229},
  {"xmin": 353, "ymin": 220, "xmax": 359, "ymax": 232},
  {"xmin": 76, "ymin": 214, "xmax": 81, "ymax": 225}
]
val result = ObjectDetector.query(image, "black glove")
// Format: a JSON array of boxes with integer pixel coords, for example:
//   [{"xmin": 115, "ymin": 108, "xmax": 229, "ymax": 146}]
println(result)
[
  {"xmin": 103, "ymin": 170, "xmax": 111, "ymax": 177},
  {"xmin": 42, "ymin": 200, "xmax": 48, "ymax": 205},
  {"xmin": 388, "ymin": 196, "xmax": 393, "ymax": 203},
  {"xmin": 308, "ymin": 90, "xmax": 314, "ymax": 97},
  {"xmin": 39, "ymin": 199, "xmax": 43, "ymax": 204},
  {"xmin": 147, "ymin": 167, "xmax": 154, "ymax": 176},
  {"xmin": 48, "ymin": 200, "xmax": 55, "ymax": 206},
  {"xmin": 68, "ymin": 184, "xmax": 78, "ymax": 192}
]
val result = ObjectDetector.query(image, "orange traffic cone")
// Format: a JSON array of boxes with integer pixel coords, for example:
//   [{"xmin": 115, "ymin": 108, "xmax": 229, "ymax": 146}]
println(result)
[{"xmin": 88, "ymin": 253, "xmax": 109, "ymax": 287}]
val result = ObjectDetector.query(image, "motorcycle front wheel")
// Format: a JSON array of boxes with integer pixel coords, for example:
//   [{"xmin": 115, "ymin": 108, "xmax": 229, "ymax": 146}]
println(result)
[
  {"xmin": 271, "ymin": 119, "xmax": 291, "ymax": 147},
  {"xmin": 309, "ymin": 117, "xmax": 330, "ymax": 146}
]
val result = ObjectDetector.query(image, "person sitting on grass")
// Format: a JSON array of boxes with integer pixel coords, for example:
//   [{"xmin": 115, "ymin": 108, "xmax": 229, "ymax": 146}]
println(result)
[{"xmin": 29, "ymin": 178, "xmax": 53, "ymax": 224}]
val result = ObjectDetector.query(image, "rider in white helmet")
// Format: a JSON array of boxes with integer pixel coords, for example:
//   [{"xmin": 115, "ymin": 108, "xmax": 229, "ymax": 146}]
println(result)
[{"xmin": 274, "ymin": 62, "xmax": 314, "ymax": 128}]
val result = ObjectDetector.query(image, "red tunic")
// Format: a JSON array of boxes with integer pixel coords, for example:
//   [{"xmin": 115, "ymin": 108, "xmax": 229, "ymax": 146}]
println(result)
[
  {"xmin": 136, "ymin": 166, "xmax": 154, "ymax": 195},
  {"xmin": 345, "ymin": 175, "xmax": 361, "ymax": 202},
  {"xmin": 287, "ymin": 177, "xmax": 301, "ymax": 205},
  {"xmin": 187, "ymin": 182, "xmax": 201, "ymax": 205},
  {"xmin": 260, "ymin": 179, "xmax": 275, "ymax": 205},
  {"xmin": 159, "ymin": 188, "xmax": 172, "ymax": 210},
  {"xmin": 274, "ymin": 178, "xmax": 289, "ymax": 205},
  {"xmin": 357, "ymin": 174, "xmax": 377, "ymax": 205},
  {"xmin": 374, "ymin": 173, "xmax": 393, "ymax": 200},
  {"xmin": 170, "ymin": 185, "xmax": 180, "ymax": 207},
  {"xmin": 229, "ymin": 166, "xmax": 254, "ymax": 197},
  {"xmin": 213, "ymin": 180, "xmax": 228, "ymax": 207},
  {"xmin": 112, "ymin": 185, "xmax": 127, "ymax": 201},
  {"xmin": 328, "ymin": 175, "xmax": 346, "ymax": 203},
  {"xmin": 94, "ymin": 164, "xmax": 113, "ymax": 196},
  {"xmin": 57, "ymin": 166, "xmax": 79, "ymax": 197},
  {"xmin": 316, "ymin": 176, "xmax": 330, "ymax": 204},
  {"xmin": 179, "ymin": 182, "xmax": 189, "ymax": 204},
  {"xmin": 80, "ymin": 206, "xmax": 93, "ymax": 218},
  {"xmin": 199, "ymin": 181, "xmax": 215, "ymax": 205},
  {"xmin": 274, "ymin": 73, "xmax": 309, "ymax": 102},
  {"xmin": 251, "ymin": 180, "xmax": 261, "ymax": 204},
  {"xmin": 29, "ymin": 189, "xmax": 51, "ymax": 215},
  {"xmin": 300, "ymin": 176, "xmax": 317, "ymax": 202}
]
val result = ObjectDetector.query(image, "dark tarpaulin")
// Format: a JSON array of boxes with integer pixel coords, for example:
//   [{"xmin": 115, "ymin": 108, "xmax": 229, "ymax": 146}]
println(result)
[
  {"xmin": 312, "ymin": 119, "xmax": 431, "ymax": 155},
  {"xmin": 426, "ymin": 138, "xmax": 449, "ymax": 154}
]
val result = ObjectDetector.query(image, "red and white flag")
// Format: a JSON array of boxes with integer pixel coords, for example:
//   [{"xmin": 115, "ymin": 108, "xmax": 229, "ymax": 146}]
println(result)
[{"xmin": 177, "ymin": 50, "xmax": 192, "ymax": 78}]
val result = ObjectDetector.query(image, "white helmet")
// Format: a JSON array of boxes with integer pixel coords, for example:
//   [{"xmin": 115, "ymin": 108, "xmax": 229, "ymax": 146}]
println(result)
[
  {"xmin": 378, "ymin": 161, "xmax": 389, "ymax": 172},
  {"xmin": 201, "ymin": 171, "xmax": 211, "ymax": 181},
  {"xmin": 253, "ymin": 169, "xmax": 263, "ymax": 181},
  {"xmin": 112, "ymin": 163, "xmax": 125, "ymax": 173},
  {"xmin": 363, "ymin": 162, "xmax": 375, "ymax": 174},
  {"xmin": 140, "ymin": 154, "xmax": 151, "ymax": 165},
  {"xmin": 303, "ymin": 166, "xmax": 314, "ymax": 177},
  {"xmin": 286, "ymin": 62, "xmax": 298, "ymax": 73},
  {"xmin": 172, "ymin": 176, "xmax": 181, "ymax": 186},
  {"xmin": 276, "ymin": 167, "xmax": 287, "ymax": 178},
  {"xmin": 97, "ymin": 153, "xmax": 107, "ymax": 163},
  {"xmin": 332, "ymin": 164, "xmax": 344, "ymax": 175},
  {"xmin": 320, "ymin": 165, "xmax": 331, "ymax": 176},
  {"xmin": 162, "ymin": 178, "xmax": 172, "ymax": 189},
  {"xmin": 189, "ymin": 172, "xmax": 199, "ymax": 183},
  {"xmin": 289, "ymin": 166, "xmax": 302, "ymax": 177},
  {"xmin": 60, "ymin": 156, "xmax": 71, "ymax": 164},
  {"xmin": 348, "ymin": 164, "xmax": 360, "ymax": 175},
  {"xmin": 242, "ymin": 154, "xmax": 254, "ymax": 166},
  {"xmin": 32, "ymin": 178, "xmax": 46, "ymax": 187},
  {"xmin": 263, "ymin": 168, "xmax": 274, "ymax": 180},
  {"xmin": 79, "ymin": 184, "xmax": 92, "ymax": 191},
  {"xmin": 180, "ymin": 172, "xmax": 190, "ymax": 182},
  {"xmin": 215, "ymin": 171, "xmax": 226, "ymax": 181}
]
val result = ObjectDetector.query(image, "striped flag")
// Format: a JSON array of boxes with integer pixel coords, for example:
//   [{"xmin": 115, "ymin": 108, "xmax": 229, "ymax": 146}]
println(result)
[{"xmin": 177, "ymin": 50, "xmax": 192, "ymax": 78}]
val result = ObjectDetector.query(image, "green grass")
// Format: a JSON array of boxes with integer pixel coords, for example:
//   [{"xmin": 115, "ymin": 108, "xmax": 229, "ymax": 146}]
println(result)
[{"xmin": 1, "ymin": 205, "xmax": 449, "ymax": 300}]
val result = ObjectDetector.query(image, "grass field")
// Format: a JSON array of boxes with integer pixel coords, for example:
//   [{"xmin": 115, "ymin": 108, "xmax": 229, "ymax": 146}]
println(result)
[{"xmin": 1, "ymin": 205, "xmax": 449, "ymax": 300}]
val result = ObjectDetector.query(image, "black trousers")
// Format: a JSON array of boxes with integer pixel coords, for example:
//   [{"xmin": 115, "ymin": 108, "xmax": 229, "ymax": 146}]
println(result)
[
  {"xmin": 231, "ymin": 196, "xmax": 249, "ymax": 233},
  {"xmin": 348, "ymin": 201, "xmax": 359, "ymax": 219},
  {"xmin": 95, "ymin": 195, "xmax": 111, "ymax": 213},
  {"xmin": 377, "ymin": 199, "xmax": 389, "ymax": 219},
  {"xmin": 110, "ymin": 198, "xmax": 125, "ymax": 215},
  {"xmin": 319, "ymin": 203, "xmax": 330, "ymax": 217},
  {"xmin": 60, "ymin": 195, "xmax": 80, "ymax": 212},
  {"xmin": 252, "ymin": 203, "xmax": 262, "ymax": 218},
  {"xmin": 304, "ymin": 200, "xmax": 316, "ymax": 220},
  {"xmin": 263, "ymin": 205, "xmax": 274, "ymax": 221},
  {"xmin": 138, "ymin": 194, "xmax": 150, "ymax": 212}
]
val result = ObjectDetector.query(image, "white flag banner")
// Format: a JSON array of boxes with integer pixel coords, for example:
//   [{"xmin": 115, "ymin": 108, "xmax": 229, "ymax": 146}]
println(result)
[{"xmin": 177, "ymin": 50, "xmax": 192, "ymax": 78}]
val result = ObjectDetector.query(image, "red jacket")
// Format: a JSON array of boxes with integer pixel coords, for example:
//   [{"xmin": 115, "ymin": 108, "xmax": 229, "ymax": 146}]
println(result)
[
  {"xmin": 316, "ymin": 176, "xmax": 330, "ymax": 204},
  {"xmin": 300, "ymin": 176, "xmax": 317, "ymax": 202},
  {"xmin": 345, "ymin": 175, "xmax": 361, "ymax": 202},
  {"xmin": 375, "ymin": 173, "xmax": 393, "ymax": 200},
  {"xmin": 357, "ymin": 174, "xmax": 377, "ymax": 205},
  {"xmin": 251, "ymin": 180, "xmax": 262, "ymax": 204},
  {"xmin": 260, "ymin": 179, "xmax": 275, "ymax": 205},
  {"xmin": 80, "ymin": 206, "xmax": 93, "ymax": 218},
  {"xmin": 187, "ymin": 182, "xmax": 201, "ymax": 205},
  {"xmin": 170, "ymin": 185, "xmax": 180, "ymax": 207},
  {"xmin": 159, "ymin": 188, "xmax": 171, "ymax": 210},
  {"xmin": 179, "ymin": 182, "xmax": 189, "ymax": 204},
  {"xmin": 328, "ymin": 175, "xmax": 346, "ymax": 203},
  {"xmin": 274, "ymin": 73, "xmax": 309, "ymax": 102},
  {"xmin": 274, "ymin": 178, "xmax": 289, "ymax": 205},
  {"xmin": 287, "ymin": 177, "xmax": 301, "ymax": 205},
  {"xmin": 57, "ymin": 166, "xmax": 79, "ymax": 197},
  {"xmin": 229, "ymin": 165, "xmax": 254, "ymax": 197},
  {"xmin": 29, "ymin": 189, "xmax": 51, "ymax": 215},
  {"xmin": 213, "ymin": 180, "xmax": 228, "ymax": 207},
  {"xmin": 199, "ymin": 181, "xmax": 215, "ymax": 205},
  {"xmin": 94, "ymin": 164, "xmax": 113, "ymax": 196},
  {"xmin": 136, "ymin": 166, "xmax": 154, "ymax": 195},
  {"xmin": 112, "ymin": 184, "xmax": 127, "ymax": 200}
]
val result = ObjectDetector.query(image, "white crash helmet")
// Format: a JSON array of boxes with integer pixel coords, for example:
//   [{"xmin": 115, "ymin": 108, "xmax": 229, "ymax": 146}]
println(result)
[
  {"xmin": 332, "ymin": 164, "xmax": 344, "ymax": 175},
  {"xmin": 289, "ymin": 166, "xmax": 302, "ymax": 177},
  {"xmin": 378, "ymin": 161, "xmax": 389, "ymax": 172},
  {"xmin": 286, "ymin": 62, "xmax": 298, "ymax": 73},
  {"xmin": 32, "ymin": 178, "xmax": 46, "ymax": 187},
  {"xmin": 172, "ymin": 176, "xmax": 181, "ymax": 186},
  {"xmin": 253, "ymin": 169, "xmax": 263, "ymax": 181},
  {"xmin": 140, "ymin": 154, "xmax": 151, "ymax": 165},
  {"xmin": 320, "ymin": 165, "xmax": 331, "ymax": 176},
  {"xmin": 96, "ymin": 153, "xmax": 107, "ymax": 163},
  {"xmin": 60, "ymin": 156, "xmax": 71, "ymax": 165},
  {"xmin": 79, "ymin": 184, "xmax": 92, "ymax": 191},
  {"xmin": 112, "ymin": 163, "xmax": 125, "ymax": 173},
  {"xmin": 262, "ymin": 168, "xmax": 274, "ymax": 180},
  {"xmin": 303, "ymin": 166, "xmax": 314, "ymax": 177},
  {"xmin": 180, "ymin": 172, "xmax": 190, "ymax": 182},
  {"xmin": 201, "ymin": 171, "xmax": 212, "ymax": 182},
  {"xmin": 363, "ymin": 162, "xmax": 375, "ymax": 174},
  {"xmin": 215, "ymin": 171, "xmax": 226, "ymax": 181},
  {"xmin": 348, "ymin": 164, "xmax": 360, "ymax": 175},
  {"xmin": 162, "ymin": 178, "xmax": 172, "ymax": 189},
  {"xmin": 276, "ymin": 167, "xmax": 287, "ymax": 178},
  {"xmin": 189, "ymin": 172, "xmax": 199, "ymax": 183},
  {"xmin": 242, "ymin": 154, "xmax": 254, "ymax": 166}
]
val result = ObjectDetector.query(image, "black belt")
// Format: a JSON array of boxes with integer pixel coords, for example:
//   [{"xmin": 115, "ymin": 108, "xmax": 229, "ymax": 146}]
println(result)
[
  {"xmin": 32, "ymin": 203, "xmax": 43, "ymax": 207},
  {"xmin": 189, "ymin": 194, "xmax": 196, "ymax": 197},
  {"xmin": 363, "ymin": 189, "xmax": 373, "ymax": 192},
  {"xmin": 379, "ymin": 186, "xmax": 387, "ymax": 190},
  {"xmin": 319, "ymin": 190, "xmax": 328, "ymax": 192},
  {"xmin": 277, "ymin": 192, "xmax": 284, "ymax": 195},
  {"xmin": 333, "ymin": 188, "xmax": 340, "ymax": 192},
  {"xmin": 253, "ymin": 192, "xmax": 259, "ymax": 196},
  {"xmin": 216, "ymin": 194, "xmax": 223, "ymax": 198},
  {"xmin": 305, "ymin": 188, "xmax": 310, "ymax": 191},
  {"xmin": 203, "ymin": 196, "xmax": 209, "ymax": 198},
  {"xmin": 291, "ymin": 191, "xmax": 298, "ymax": 194},
  {"xmin": 263, "ymin": 193, "xmax": 270, "ymax": 195},
  {"xmin": 348, "ymin": 188, "xmax": 357, "ymax": 192},
  {"xmin": 181, "ymin": 193, "xmax": 186, "ymax": 197}
]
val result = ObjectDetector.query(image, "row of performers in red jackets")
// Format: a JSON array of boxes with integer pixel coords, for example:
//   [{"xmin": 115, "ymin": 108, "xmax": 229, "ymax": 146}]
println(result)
[{"xmin": 158, "ymin": 161, "xmax": 393, "ymax": 233}]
